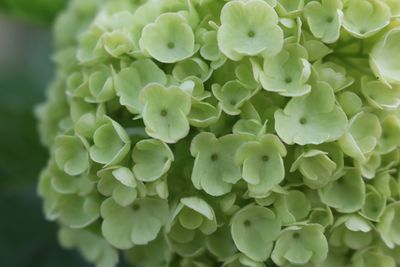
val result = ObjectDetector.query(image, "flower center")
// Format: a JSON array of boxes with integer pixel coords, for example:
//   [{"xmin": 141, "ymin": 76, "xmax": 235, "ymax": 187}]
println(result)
[
  {"xmin": 337, "ymin": 178, "xmax": 344, "ymax": 185},
  {"xmin": 299, "ymin": 118, "xmax": 307, "ymax": 125},
  {"xmin": 262, "ymin": 155, "xmax": 269, "ymax": 162},
  {"xmin": 247, "ymin": 30, "xmax": 255, "ymax": 38},
  {"xmin": 292, "ymin": 232, "xmax": 300, "ymax": 239},
  {"xmin": 326, "ymin": 16, "xmax": 334, "ymax": 23},
  {"xmin": 160, "ymin": 109, "xmax": 168, "ymax": 117},
  {"xmin": 211, "ymin": 153, "xmax": 219, "ymax": 161},
  {"xmin": 285, "ymin": 77, "xmax": 292, "ymax": 84},
  {"xmin": 167, "ymin": 42, "xmax": 175, "ymax": 49},
  {"xmin": 244, "ymin": 220, "xmax": 251, "ymax": 227}
]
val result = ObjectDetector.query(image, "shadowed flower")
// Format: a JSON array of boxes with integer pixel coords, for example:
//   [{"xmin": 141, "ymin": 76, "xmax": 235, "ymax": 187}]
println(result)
[
  {"xmin": 132, "ymin": 139, "xmax": 174, "ymax": 182},
  {"xmin": 101, "ymin": 197, "xmax": 169, "ymax": 249},
  {"xmin": 271, "ymin": 224, "xmax": 328, "ymax": 266}
]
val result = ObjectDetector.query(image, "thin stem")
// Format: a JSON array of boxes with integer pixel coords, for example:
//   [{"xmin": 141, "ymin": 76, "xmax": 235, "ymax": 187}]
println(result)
[
  {"xmin": 334, "ymin": 52, "xmax": 369, "ymax": 59},
  {"xmin": 125, "ymin": 127, "xmax": 147, "ymax": 137},
  {"xmin": 358, "ymin": 39, "xmax": 364, "ymax": 55},
  {"xmin": 339, "ymin": 57, "xmax": 371, "ymax": 75},
  {"xmin": 332, "ymin": 38, "xmax": 359, "ymax": 51}
]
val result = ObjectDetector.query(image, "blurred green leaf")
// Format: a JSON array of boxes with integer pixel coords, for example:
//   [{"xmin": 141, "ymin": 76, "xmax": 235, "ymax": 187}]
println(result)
[{"xmin": 0, "ymin": 0, "xmax": 67, "ymax": 24}]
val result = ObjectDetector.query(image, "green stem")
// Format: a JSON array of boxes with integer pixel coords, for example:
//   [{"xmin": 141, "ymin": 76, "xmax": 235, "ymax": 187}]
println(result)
[
  {"xmin": 334, "ymin": 52, "xmax": 369, "ymax": 59},
  {"xmin": 332, "ymin": 38, "xmax": 359, "ymax": 51},
  {"xmin": 338, "ymin": 57, "xmax": 371, "ymax": 75}
]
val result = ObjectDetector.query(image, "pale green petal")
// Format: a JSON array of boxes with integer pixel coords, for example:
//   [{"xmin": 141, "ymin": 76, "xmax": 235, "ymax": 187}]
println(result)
[
  {"xmin": 217, "ymin": 0, "xmax": 283, "ymax": 60},
  {"xmin": 139, "ymin": 13, "xmax": 195, "ymax": 63},
  {"xmin": 132, "ymin": 139, "xmax": 174, "ymax": 182},
  {"xmin": 231, "ymin": 205, "xmax": 281, "ymax": 261},
  {"xmin": 140, "ymin": 83, "xmax": 191, "ymax": 143}
]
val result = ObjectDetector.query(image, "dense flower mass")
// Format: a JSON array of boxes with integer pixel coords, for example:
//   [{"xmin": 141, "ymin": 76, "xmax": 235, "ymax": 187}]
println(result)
[{"xmin": 37, "ymin": 0, "xmax": 400, "ymax": 266}]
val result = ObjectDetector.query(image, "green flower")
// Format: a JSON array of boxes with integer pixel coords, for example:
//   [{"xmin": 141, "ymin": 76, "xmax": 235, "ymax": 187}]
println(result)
[
  {"xmin": 351, "ymin": 249, "xmax": 397, "ymax": 267},
  {"xmin": 140, "ymin": 83, "xmax": 192, "ymax": 143},
  {"xmin": 338, "ymin": 91, "xmax": 363, "ymax": 116},
  {"xmin": 132, "ymin": 139, "xmax": 174, "ymax": 182},
  {"xmin": 139, "ymin": 13, "xmax": 195, "ymax": 63},
  {"xmin": 338, "ymin": 112, "xmax": 382, "ymax": 162},
  {"xmin": 319, "ymin": 169, "xmax": 365, "ymax": 213},
  {"xmin": 377, "ymin": 115, "xmax": 400, "ymax": 154},
  {"xmin": 232, "ymin": 119, "xmax": 266, "ymax": 140},
  {"xmin": 370, "ymin": 28, "xmax": 400, "ymax": 86},
  {"xmin": 190, "ymin": 132, "xmax": 246, "ymax": 196},
  {"xmin": 37, "ymin": 0, "xmax": 400, "ymax": 265},
  {"xmin": 166, "ymin": 223, "xmax": 206, "ymax": 257},
  {"xmin": 274, "ymin": 81, "xmax": 348, "ymax": 145},
  {"xmin": 217, "ymin": 0, "xmax": 283, "ymax": 60},
  {"xmin": 97, "ymin": 166, "xmax": 138, "ymax": 207},
  {"xmin": 188, "ymin": 101, "xmax": 222, "ymax": 128},
  {"xmin": 114, "ymin": 59, "xmax": 167, "ymax": 114},
  {"xmin": 167, "ymin": 197, "xmax": 217, "ymax": 235},
  {"xmin": 329, "ymin": 215, "xmax": 373, "ymax": 250},
  {"xmin": 362, "ymin": 77, "xmax": 400, "ymax": 110},
  {"xmin": 235, "ymin": 134, "xmax": 287, "ymax": 198},
  {"xmin": 89, "ymin": 117, "xmax": 131, "ymax": 166},
  {"xmin": 58, "ymin": 193, "xmax": 102, "ymax": 229},
  {"xmin": 58, "ymin": 227, "xmax": 119, "ymax": 267},
  {"xmin": 271, "ymin": 224, "xmax": 328, "ymax": 266},
  {"xmin": 86, "ymin": 65, "xmax": 115, "ymax": 103},
  {"xmin": 172, "ymin": 57, "xmax": 212, "ymax": 82},
  {"xmin": 231, "ymin": 205, "xmax": 281, "ymax": 262},
  {"xmin": 342, "ymin": 0, "xmax": 391, "ymax": 38},
  {"xmin": 304, "ymin": 0, "xmax": 343, "ymax": 43},
  {"xmin": 199, "ymin": 30, "xmax": 227, "ymax": 69},
  {"xmin": 101, "ymin": 197, "xmax": 168, "ymax": 249},
  {"xmin": 313, "ymin": 61, "xmax": 354, "ymax": 92},
  {"xmin": 212, "ymin": 81, "xmax": 258, "ymax": 115},
  {"xmin": 377, "ymin": 202, "xmax": 400, "ymax": 249},
  {"xmin": 235, "ymin": 59, "xmax": 260, "ymax": 89},
  {"xmin": 223, "ymin": 254, "xmax": 266, "ymax": 267},
  {"xmin": 125, "ymin": 234, "xmax": 170, "ymax": 267},
  {"xmin": 273, "ymin": 190, "xmax": 311, "ymax": 225},
  {"xmin": 372, "ymin": 172, "xmax": 397, "ymax": 199},
  {"xmin": 291, "ymin": 149, "xmax": 337, "ymax": 189},
  {"xmin": 76, "ymin": 31, "xmax": 107, "ymax": 65},
  {"xmin": 206, "ymin": 226, "xmax": 237, "ymax": 261},
  {"xmin": 361, "ymin": 185, "xmax": 386, "ymax": 221},
  {"xmin": 49, "ymin": 163, "xmax": 93, "ymax": 195},
  {"xmin": 304, "ymin": 39, "xmax": 332, "ymax": 62},
  {"xmin": 180, "ymin": 77, "xmax": 211, "ymax": 101},
  {"xmin": 259, "ymin": 42, "xmax": 311, "ymax": 97},
  {"xmin": 276, "ymin": 0, "xmax": 304, "ymax": 17},
  {"xmin": 100, "ymin": 30, "xmax": 134, "ymax": 58},
  {"xmin": 355, "ymin": 152, "xmax": 381, "ymax": 179},
  {"xmin": 309, "ymin": 207, "xmax": 334, "ymax": 227},
  {"xmin": 384, "ymin": 0, "xmax": 400, "ymax": 17},
  {"xmin": 55, "ymin": 135, "xmax": 89, "ymax": 176}
]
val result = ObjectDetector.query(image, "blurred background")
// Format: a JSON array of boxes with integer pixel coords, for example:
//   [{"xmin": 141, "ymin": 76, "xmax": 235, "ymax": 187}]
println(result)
[{"xmin": 0, "ymin": 1, "xmax": 91, "ymax": 266}]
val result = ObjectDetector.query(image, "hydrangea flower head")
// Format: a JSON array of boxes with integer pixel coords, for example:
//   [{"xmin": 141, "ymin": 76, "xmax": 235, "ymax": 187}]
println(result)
[{"xmin": 37, "ymin": 0, "xmax": 400, "ymax": 266}]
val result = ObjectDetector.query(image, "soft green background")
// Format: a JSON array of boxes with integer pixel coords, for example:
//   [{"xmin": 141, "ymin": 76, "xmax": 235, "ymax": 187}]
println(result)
[{"xmin": 0, "ymin": 3, "xmax": 92, "ymax": 266}]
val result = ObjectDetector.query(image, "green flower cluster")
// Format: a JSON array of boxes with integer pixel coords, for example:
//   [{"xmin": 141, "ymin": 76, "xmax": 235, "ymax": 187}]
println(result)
[{"xmin": 37, "ymin": 0, "xmax": 400, "ymax": 266}]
